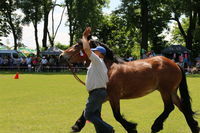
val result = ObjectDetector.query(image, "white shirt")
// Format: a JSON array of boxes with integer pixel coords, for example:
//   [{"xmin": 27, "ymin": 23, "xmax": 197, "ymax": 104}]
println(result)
[
  {"xmin": 86, "ymin": 52, "xmax": 108, "ymax": 92},
  {"xmin": 26, "ymin": 57, "xmax": 32, "ymax": 64},
  {"xmin": 41, "ymin": 58, "xmax": 48, "ymax": 64}
]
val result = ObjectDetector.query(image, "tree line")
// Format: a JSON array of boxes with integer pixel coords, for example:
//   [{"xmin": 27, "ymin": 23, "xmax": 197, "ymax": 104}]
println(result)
[{"xmin": 0, "ymin": 0, "xmax": 200, "ymax": 58}]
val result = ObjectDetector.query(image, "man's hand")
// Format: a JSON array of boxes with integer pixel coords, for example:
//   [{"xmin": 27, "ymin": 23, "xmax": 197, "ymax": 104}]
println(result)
[
  {"xmin": 82, "ymin": 27, "xmax": 92, "ymax": 57},
  {"xmin": 82, "ymin": 27, "xmax": 91, "ymax": 40}
]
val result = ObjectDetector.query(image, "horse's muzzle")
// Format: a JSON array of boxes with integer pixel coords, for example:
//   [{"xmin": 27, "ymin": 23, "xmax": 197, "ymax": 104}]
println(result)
[
  {"xmin": 59, "ymin": 53, "xmax": 71, "ymax": 65},
  {"xmin": 59, "ymin": 54, "xmax": 67, "ymax": 64}
]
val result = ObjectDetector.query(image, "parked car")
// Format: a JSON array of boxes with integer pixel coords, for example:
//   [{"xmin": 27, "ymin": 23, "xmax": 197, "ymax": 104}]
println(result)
[{"xmin": 0, "ymin": 50, "xmax": 26, "ymax": 59}]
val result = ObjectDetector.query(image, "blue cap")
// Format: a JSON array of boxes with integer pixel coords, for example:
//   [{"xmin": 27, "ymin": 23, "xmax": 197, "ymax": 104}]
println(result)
[{"xmin": 91, "ymin": 46, "xmax": 106, "ymax": 55}]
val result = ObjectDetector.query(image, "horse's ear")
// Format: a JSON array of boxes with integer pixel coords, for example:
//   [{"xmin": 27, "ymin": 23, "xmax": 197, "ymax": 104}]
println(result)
[
  {"xmin": 89, "ymin": 40, "xmax": 97, "ymax": 48},
  {"xmin": 77, "ymin": 39, "xmax": 83, "ymax": 46},
  {"xmin": 87, "ymin": 34, "xmax": 92, "ymax": 40}
]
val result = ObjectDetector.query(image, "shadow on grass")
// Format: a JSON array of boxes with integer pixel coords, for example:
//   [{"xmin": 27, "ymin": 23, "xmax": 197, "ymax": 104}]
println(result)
[
  {"xmin": 0, "ymin": 71, "xmax": 87, "ymax": 75},
  {"xmin": 186, "ymin": 74, "xmax": 200, "ymax": 78},
  {"xmin": 1, "ymin": 71, "xmax": 199, "ymax": 77}
]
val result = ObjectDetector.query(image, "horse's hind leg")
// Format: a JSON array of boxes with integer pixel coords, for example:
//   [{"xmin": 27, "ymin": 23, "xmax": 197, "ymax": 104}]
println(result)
[
  {"xmin": 172, "ymin": 93, "xmax": 200, "ymax": 133},
  {"xmin": 151, "ymin": 91, "xmax": 175, "ymax": 133},
  {"xmin": 71, "ymin": 110, "xmax": 86, "ymax": 132},
  {"xmin": 109, "ymin": 98, "xmax": 137, "ymax": 133}
]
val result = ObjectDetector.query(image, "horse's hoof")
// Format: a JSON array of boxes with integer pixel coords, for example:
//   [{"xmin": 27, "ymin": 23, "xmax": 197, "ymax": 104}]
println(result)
[
  {"xmin": 71, "ymin": 125, "xmax": 81, "ymax": 132},
  {"xmin": 112, "ymin": 129, "xmax": 115, "ymax": 133},
  {"xmin": 151, "ymin": 122, "xmax": 163, "ymax": 133},
  {"xmin": 151, "ymin": 128, "xmax": 163, "ymax": 133},
  {"xmin": 191, "ymin": 127, "xmax": 200, "ymax": 133},
  {"xmin": 70, "ymin": 119, "xmax": 85, "ymax": 133},
  {"xmin": 127, "ymin": 129, "xmax": 138, "ymax": 133}
]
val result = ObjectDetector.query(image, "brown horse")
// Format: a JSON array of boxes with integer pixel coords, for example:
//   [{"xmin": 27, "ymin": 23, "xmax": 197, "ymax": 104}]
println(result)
[{"xmin": 60, "ymin": 40, "xmax": 199, "ymax": 133}]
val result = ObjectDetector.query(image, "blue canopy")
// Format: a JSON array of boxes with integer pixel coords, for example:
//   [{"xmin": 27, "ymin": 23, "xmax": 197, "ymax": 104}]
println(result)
[{"xmin": 161, "ymin": 45, "xmax": 191, "ymax": 54}]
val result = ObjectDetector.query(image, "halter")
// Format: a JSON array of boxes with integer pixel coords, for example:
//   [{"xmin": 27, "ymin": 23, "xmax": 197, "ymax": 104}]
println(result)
[{"xmin": 65, "ymin": 50, "xmax": 86, "ymax": 86}]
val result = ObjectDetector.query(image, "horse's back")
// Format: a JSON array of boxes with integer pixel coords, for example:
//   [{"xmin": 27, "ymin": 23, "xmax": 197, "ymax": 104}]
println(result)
[
  {"xmin": 107, "ymin": 56, "xmax": 182, "ymax": 99},
  {"xmin": 154, "ymin": 56, "xmax": 182, "ymax": 92}
]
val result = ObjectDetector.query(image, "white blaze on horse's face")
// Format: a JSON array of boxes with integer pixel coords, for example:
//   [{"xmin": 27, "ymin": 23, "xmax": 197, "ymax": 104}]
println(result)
[
  {"xmin": 61, "ymin": 47, "xmax": 76, "ymax": 61},
  {"xmin": 59, "ymin": 52, "xmax": 68, "ymax": 60}
]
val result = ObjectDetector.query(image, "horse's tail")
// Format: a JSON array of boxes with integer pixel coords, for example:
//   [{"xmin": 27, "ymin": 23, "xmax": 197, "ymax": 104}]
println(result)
[{"xmin": 178, "ymin": 65, "xmax": 195, "ymax": 116}]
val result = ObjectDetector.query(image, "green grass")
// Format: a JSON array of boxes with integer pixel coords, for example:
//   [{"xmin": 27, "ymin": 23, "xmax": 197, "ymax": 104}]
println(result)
[{"xmin": 0, "ymin": 72, "xmax": 200, "ymax": 133}]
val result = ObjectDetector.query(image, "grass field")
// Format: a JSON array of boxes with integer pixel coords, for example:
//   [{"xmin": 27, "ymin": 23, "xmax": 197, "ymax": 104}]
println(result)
[{"xmin": 0, "ymin": 72, "xmax": 200, "ymax": 133}]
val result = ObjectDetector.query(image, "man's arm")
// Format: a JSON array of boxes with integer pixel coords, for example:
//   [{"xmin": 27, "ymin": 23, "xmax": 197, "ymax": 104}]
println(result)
[{"xmin": 82, "ymin": 27, "xmax": 92, "ymax": 57}]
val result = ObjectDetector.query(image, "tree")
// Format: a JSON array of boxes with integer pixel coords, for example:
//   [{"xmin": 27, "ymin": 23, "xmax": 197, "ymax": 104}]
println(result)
[
  {"xmin": 171, "ymin": 17, "xmax": 200, "ymax": 58},
  {"xmin": 171, "ymin": 18, "xmax": 189, "ymax": 45},
  {"xmin": 147, "ymin": 0, "xmax": 171, "ymax": 53},
  {"xmin": 170, "ymin": 0, "xmax": 199, "ymax": 51},
  {"xmin": 117, "ymin": 0, "xmax": 149, "ymax": 57},
  {"xmin": 65, "ymin": 0, "xmax": 108, "ymax": 46},
  {"xmin": 117, "ymin": 0, "xmax": 171, "ymax": 57},
  {"xmin": 0, "ymin": 0, "xmax": 22, "ymax": 50},
  {"xmin": 96, "ymin": 14, "xmax": 138, "ymax": 57},
  {"xmin": 55, "ymin": 42, "xmax": 69, "ymax": 50},
  {"xmin": 42, "ymin": 0, "xmax": 53, "ymax": 50},
  {"xmin": 65, "ymin": 0, "xmax": 76, "ymax": 46},
  {"xmin": 47, "ymin": 0, "xmax": 66, "ymax": 48},
  {"xmin": 19, "ymin": 0, "xmax": 43, "ymax": 55},
  {"xmin": 0, "ymin": 11, "xmax": 10, "ymax": 37},
  {"xmin": 141, "ymin": 0, "xmax": 149, "ymax": 52}
]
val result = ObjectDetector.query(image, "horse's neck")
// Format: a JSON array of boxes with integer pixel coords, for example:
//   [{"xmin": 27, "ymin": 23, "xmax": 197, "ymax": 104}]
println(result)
[
  {"xmin": 104, "ymin": 59, "xmax": 114, "ymax": 70},
  {"xmin": 104, "ymin": 57, "xmax": 125, "ymax": 70}
]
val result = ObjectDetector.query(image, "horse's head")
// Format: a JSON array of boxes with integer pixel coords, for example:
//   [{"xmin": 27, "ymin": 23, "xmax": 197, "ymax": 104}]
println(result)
[
  {"xmin": 59, "ymin": 40, "xmax": 85, "ymax": 64},
  {"xmin": 60, "ymin": 39, "xmax": 118, "ymax": 66},
  {"xmin": 59, "ymin": 39, "xmax": 95, "ymax": 65}
]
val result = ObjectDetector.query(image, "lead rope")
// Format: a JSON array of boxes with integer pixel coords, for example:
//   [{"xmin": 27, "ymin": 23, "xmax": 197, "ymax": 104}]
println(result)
[{"xmin": 66, "ymin": 62, "xmax": 86, "ymax": 86}]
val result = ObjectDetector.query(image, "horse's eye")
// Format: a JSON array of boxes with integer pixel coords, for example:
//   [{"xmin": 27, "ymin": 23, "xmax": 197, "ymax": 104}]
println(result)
[{"xmin": 74, "ymin": 45, "xmax": 79, "ymax": 49}]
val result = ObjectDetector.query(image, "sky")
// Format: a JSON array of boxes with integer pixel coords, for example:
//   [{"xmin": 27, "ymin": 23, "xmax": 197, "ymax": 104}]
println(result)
[{"xmin": 0, "ymin": 0, "xmax": 121, "ymax": 49}]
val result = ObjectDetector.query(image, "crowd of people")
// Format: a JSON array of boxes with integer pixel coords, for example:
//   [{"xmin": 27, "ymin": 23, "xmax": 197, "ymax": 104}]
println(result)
[
  {"xmin": 0, "ymin": 51, "xmax": 199, "ymax": 73},
  {"xmin": 140, "ymin": 49, "xmax": 200, "ymax": 74},
  {"xmin": 141, "ymin": 49, "xmax": 156, "ymax": 59},
  {"xmin": 0, "ymin": 55, "xmax": 66, "ymax": 72}
]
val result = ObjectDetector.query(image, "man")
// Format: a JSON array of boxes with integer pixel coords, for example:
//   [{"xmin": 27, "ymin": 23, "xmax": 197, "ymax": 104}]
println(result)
[
  {"xmin": 82, "ymin": 27, "xmax": 114, "ymax": 133},
  {"xmin": 41, "ymin": 56, "xmax": 48, "ymax": 72},
  {"xmin": 0, "ymin": 56, "xmax": 3, "ymax": 67},
  {"xmin": 26, "ymin": 56, "xmax": 32, "ymax": 72}
]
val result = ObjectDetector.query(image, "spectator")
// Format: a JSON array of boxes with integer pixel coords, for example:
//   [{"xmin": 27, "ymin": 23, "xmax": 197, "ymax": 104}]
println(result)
[
  {"xmin": 196, "ymin": 62, "xmax": 200, "ymax": 68},
  {"xmin": 126, "ymin": 56, "xmax": 134, "ymax": 62},
  {"xmin": 21, "ymin": 57, "xmax": 27, "ymax": 71},
  {"xmin": 195, "ymin": 54, "xmax": 200, "ymax": 69},
  {"xmin": 179, "ymin": 54, "xmax": 184, "ymax": 67},
  {"xmin": 41, "ymin": 56, "xmax": 48, "ymax": 71},
  {"xmin": 13, "ymin": 55, "xmax": 21, "ymax": 70},
  {"xmin": 0, "ymin": 56, "xmax": 3, "ymax": 68},
  {"xmin": 141, "ymin": 48, "xmax": 147, "ymax": 59},
  {"xmin": 32, "ymin": 57, "xmax": 39, "ymax": 71},
  {"xmin": 26, "ymin": 56, "xmax": 32, "ymax": 72},
  {"xmin": 0, "ymin": 56, "xmax": 3, "ymax": 65},
  {"xmin": 195, "ymin": 55, "xmax": 200, "ymax": 69},
  {"xmin": 142, "ymin": 53, "xmax": 148, "ymax": 59},
  {"xmin": 3, "ymin": 56, "xmax": 9, "ymax": 70},
  {"xmin": 172, "ymin": 53, "xmax": 176, "ymax": 62},
  {"xmin": 41, "ymin": 56, "xmax": 48, "ymax": 65},
  {"xmin": 49, "ymin": 56, "xmax": 55, "ymax": 71},
  {"xmin": 149, "ymin": 50, "xmax": 156, "ymax": 57},
  {"xmin": 8, "ymin": 56, "xmax": 14, "ymax": 70}
]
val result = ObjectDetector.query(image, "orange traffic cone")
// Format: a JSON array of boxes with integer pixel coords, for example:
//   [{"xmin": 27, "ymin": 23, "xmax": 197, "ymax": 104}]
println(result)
[{"xmin": 14, "ymin": 72, "xmax": 19, "ymax": 79}]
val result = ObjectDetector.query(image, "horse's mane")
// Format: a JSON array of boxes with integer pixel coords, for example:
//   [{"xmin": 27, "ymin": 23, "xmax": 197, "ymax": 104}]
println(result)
[{"xmin": 77, "ymin": 37, "xmax": 124, "ymax": 64}]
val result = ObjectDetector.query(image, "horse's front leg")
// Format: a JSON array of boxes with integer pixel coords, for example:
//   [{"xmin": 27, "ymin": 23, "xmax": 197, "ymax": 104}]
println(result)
[
  {"xmin": 109, "ymin": 98, "xmax": 137, "ymax": 133},
  {"xmin": 71, "ymin": 111, "xmax": 86, "ymax": 132}
]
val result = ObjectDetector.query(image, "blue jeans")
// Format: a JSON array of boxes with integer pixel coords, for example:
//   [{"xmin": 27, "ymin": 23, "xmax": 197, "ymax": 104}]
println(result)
[{"xmin": 84, "ymin": 88, "xmax": 113, "ymax": 133}]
